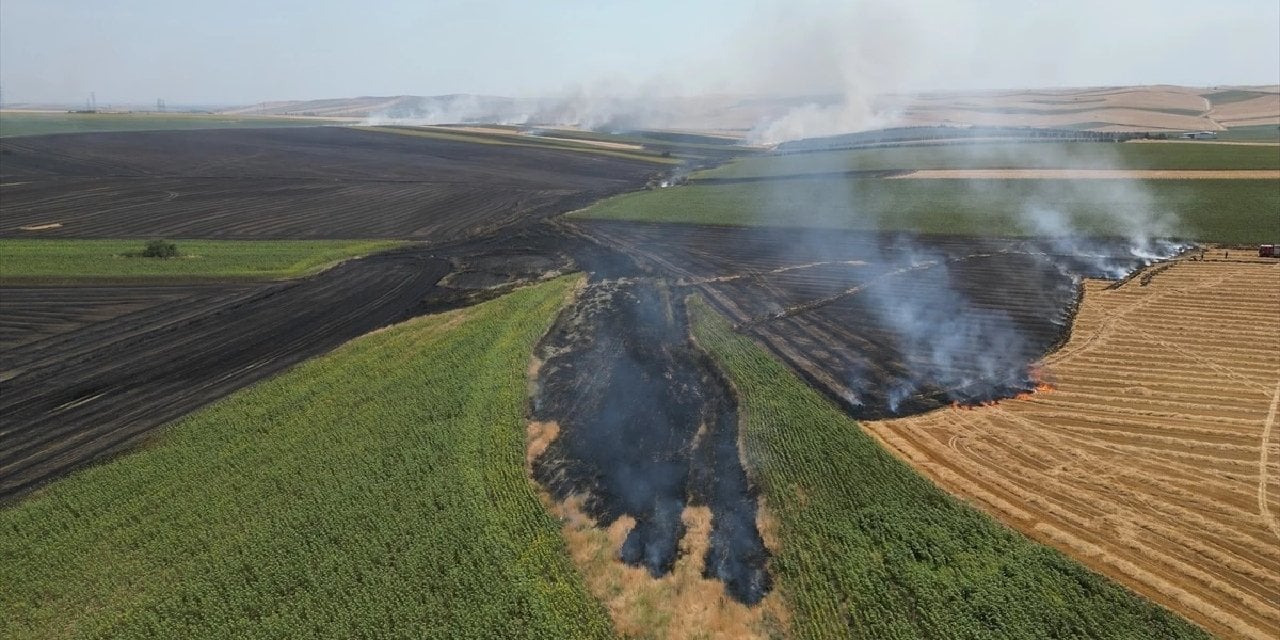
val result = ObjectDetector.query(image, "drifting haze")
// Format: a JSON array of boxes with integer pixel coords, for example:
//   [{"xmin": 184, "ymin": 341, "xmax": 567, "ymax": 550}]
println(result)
[{"xmin": 2, "ymin": 0, "xmax": 1277, "ymax": 106}]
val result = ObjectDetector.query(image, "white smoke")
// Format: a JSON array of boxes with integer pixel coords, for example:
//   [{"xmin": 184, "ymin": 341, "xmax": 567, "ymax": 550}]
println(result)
[
  {"xmin": 742, "ymin": 1, "xmax": 931, "ymax": 145},
  {"xmin": 359, "ymin": 94, "xmax": 537, "ymax": 126}
]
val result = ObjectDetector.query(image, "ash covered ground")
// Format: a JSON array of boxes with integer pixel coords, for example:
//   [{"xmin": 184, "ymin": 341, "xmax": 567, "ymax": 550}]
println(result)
[
  {"xmin": 531, "ymin": 278, "xmax": 771, "ymax": 604},
  {"xmin": 0, "ymin": 126, "xmax": 1189, "ymax": 603},
  {"xmin": 522, "ymin": 220, "xmax": 1184, "ymax": 604}
]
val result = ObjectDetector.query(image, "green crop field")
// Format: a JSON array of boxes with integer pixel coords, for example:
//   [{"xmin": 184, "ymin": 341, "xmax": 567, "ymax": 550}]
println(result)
[
  {"xmin": 0, "ymin": 239, "xmax": 406, "ymax": 283},
  {"xmin": 0, "ymin": 276, "xmax": 613, "ymax": 639},
  {"xmin": 688, "ymin": 298, "xmax": 1208, "ymax": 639},
  {"xmin": 572, "ymin": 178, "xmax": 1278, "ymax": 244},
  {"xmin": 0, "ymin": 112, "xmax": 343, "ymax": 137},
  {"xmin": 1217, "ymin": 124, "xmax": 1280, "ymax": 142},
  {"xmin": 693, "ymin": 142, "xmax": 1280, "ymax": 180}
]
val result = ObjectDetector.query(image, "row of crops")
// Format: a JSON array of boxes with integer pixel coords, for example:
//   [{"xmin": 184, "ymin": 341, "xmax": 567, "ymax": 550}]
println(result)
[
  {"xmin": 0, "ymin": 274, "xmax": 1213, "ymax": 639},
  {"xmin": 0, "ymin": 239, "xmax": 406, "ymax": 283},
  {"xmin": 687, "ymin": 296, "xmax": 1209, "ymax": 640},
  {"xmin": 573, "ymin": 177, "xmax": 1279, "ymax": 244},
  {"xmin": 0, "ymin": 277, "xmax": 613, "ymax": 639}
]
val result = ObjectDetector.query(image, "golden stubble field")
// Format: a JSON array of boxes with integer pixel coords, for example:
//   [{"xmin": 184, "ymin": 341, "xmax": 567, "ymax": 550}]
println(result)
[{"xmin": 868, "ymin": 256, "xmax": 1280, "ymax": 640}]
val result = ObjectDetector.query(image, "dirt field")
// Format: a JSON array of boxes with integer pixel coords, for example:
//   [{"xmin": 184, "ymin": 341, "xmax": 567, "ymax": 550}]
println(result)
[
  {"xmin": 0, "ymin": 127, "xmax": 658, "ymax": 239},
  {"xmin": 884, "ymin": 85, "xmax": 1280, "ymax": 132},
  {"xmin": 215, "ymin": 86, "xmax": 1280, "ymax": 134},
  {"xmin": 1211, "ymin": 94, "xmax": 1280, "ymax": 127},
  {"xmin": 866, "ymin": 258, "xmax": 1280, "ymax": 639}
]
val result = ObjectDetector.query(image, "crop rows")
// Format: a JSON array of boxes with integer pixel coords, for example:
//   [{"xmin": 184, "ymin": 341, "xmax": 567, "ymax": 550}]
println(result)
[
  {"xmin": 867, "ymin": 259, "xmax": 1280, "ymax": 640},
  {"xmin": 0, "ymin": 277, "xmax": 614, "ymax": 638},
  {"xmin": 688, "ymin": 297, "xmax": 1208, "ymax": 639},
  {"xmin": 0, "ymin": 178, "xmax": 578, "ymax": 239},
  {"xmin": 572, "ymin": 177, "xmax": 1280, "ymax": 245},
  {"xmin": 0, "ymin": 251, "xmax": 453, "ymax": 499},
  {"xmin": 0, "ymin": 127, "xmax": 657, "ymax": 240},
  {"xmin": 580, "ymin": 221, "xmax": 1131, "ymax": 416},
  {"xmin": 693, "ymin": 142, "xmax": 1280, "ymax": 181}
]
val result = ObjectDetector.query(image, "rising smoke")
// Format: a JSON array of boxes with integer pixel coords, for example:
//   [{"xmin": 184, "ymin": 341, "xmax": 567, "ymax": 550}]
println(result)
[{"xmin": 746, "ymin": 140, "xmax": 1188, "ymax": 413}]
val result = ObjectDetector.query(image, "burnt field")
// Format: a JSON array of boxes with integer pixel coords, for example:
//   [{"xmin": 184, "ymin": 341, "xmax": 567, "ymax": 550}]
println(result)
[
  {"xmin": 0, "ymin": 126, "xmax": 666, "ymax": 500},
  {"xmin": 0, "ymin": 123, "xmax": 1197, "ymax": 614},
  {"xmin": 0, "ymin": 227, "xmax": 622, "ymax": 500},
  {"xmin": 0, "ymin": 127, "xmax": 660, "ymax": 239},
  {"xmin": 519, "ymin": 220, "xmax": 1182, "ymax": 609},
  {"xmin": 575, "ymin": 220, "xmax": 1170, "ymax": 419},
  {"xmin": 531, "ymin": 279, "xmax": 771, "ymax": 605}
]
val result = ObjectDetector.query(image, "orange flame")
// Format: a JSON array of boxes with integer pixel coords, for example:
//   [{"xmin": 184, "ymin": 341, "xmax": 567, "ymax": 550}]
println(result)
[{"xmin": 1027, "ymin": 363, "xmax": 1056, "ymax": 395}]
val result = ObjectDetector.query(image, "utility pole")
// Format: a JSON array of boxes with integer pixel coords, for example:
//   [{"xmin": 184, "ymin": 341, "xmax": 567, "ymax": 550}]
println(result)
[
  {"xmin": 157, "ymin": 98, "xmax": 166, "ymax": 113},
  {"xmin": 91, "ymin": 91, "xmax": 96, "ymax": 112}
]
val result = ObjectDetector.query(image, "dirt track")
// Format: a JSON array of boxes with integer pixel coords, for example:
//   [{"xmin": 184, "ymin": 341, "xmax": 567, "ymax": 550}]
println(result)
[{"xmin": 867, "ymin": 259, "xmax": 1280, "ymax": 640}]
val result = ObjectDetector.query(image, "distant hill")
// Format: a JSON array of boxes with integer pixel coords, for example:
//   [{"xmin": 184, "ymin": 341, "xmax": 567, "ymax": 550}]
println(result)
[
  {"xmin": 210, "ymin": 85, "xmax": 1279, "ymax": 137},
  {"xmin": 219, "ymin": 94, "xmax": 520, "ymax": 120}
]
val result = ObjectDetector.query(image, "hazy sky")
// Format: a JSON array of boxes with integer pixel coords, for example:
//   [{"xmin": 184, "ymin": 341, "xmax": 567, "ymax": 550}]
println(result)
[{"xmin": 2, "ymin": 0, "xmax": 1277, "ymax": 106}]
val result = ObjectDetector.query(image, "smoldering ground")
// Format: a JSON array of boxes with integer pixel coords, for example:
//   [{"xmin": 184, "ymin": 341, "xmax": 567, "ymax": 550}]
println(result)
[
  {"xmin": 530, "ymin": 141, "xmax": 1189, "ymax": 598},
  {"xmin": 730, "ymin": 141, "xmax": 1189, "ymax": 413},
  {"xmin": 530, "ymin": 277, "xmax": 771, "ymax": 605}
]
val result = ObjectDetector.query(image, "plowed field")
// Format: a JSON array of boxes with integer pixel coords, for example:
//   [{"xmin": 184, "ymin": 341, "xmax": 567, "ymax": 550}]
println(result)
[
  {"xmin": 0, "ymin": 127, "xmax": 658, "ymax": 239},
  {"xmin": 0, "ymin": 126, "xmax": 660, "ymax": 500},
  {"xmin": 867, "ymin": 258, "xmax": 1280, "ymax": 640}
]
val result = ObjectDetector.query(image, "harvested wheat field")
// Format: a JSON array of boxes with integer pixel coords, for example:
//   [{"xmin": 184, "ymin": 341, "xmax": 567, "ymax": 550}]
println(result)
[
  {"xmin": 890, "ymin": 169, "xmax": 1280, "ymax": 180},
  {"xmin": 867, "ymin": 257, "xmax": 1280, "ymax": 640}
]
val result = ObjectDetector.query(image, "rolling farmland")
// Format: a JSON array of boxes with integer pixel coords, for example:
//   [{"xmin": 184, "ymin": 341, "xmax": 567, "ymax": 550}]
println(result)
[
  {"xmin": 867, "ymin": 258, "xmax": 1280, "ymax": 639},
  {"xmin": 575, "ymin": 139, "xmax": 1280, "ymax": 245},
  {"xmin": 0, "ymin": 227, "xmax": 595, "ymax": 500},
  {"xmin": 0, "ymin": 250, "xmax": 451, "ymax": 499},
  {"xmin": 693, "ymin": 142, "xmax": 1280, "ymax": 181},
  {"xmin": 0, "ymin": 112, "xmax": 343, "ymax": 138},
  {"xmin": 0, "ymin": 277, "xmax": 616, "ymax": 639},
  {"xmin": 0, "ymin": 125, "xmax": 661, "ymax": 500},
  {"xmin": 573, "ymin": 177, "xmax": 1279, "ymax": 244},
  {"xmin": 688, "ymin": 297, "xmax": 1209, "ymax": 639},
  {"xmin": 3, "ymin": 115, "xmax": 1273, "ymax": 638},
  {"xmin": 0, "ymin": 127, "xmax": 660, "ymax": 239}
]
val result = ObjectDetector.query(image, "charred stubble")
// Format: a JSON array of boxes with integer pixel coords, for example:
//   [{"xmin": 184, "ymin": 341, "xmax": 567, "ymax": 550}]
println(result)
[{"xmin": 531, "ymin": 278, "xmax": 771, "ymax": 604}]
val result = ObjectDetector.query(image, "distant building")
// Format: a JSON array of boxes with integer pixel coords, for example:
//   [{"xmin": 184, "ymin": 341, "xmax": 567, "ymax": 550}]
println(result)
[{"xmin": 1179, "ymin": 131, "xmax": 1218, "ymax": 140}]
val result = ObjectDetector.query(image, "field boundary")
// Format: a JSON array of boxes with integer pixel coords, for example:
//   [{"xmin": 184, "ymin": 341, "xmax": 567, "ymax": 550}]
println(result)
[
  {"xmin": 890, "ymin": 169, "xmax": 1280, "ymax": 179},
  {"xmin": 867, "ymin": 260, "xmax": 1280, "ymax": 639},
  {"xmin": 1261, "ymin": 379, "xmax": 1280, "ymax": 540}
]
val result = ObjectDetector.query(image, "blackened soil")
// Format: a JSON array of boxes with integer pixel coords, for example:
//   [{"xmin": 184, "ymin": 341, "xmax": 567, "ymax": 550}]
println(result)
[
  {"xmin": 578, "ymin": 221, "xmax": 1168, "ymax": 420},
  {"xmin": 0, "ymin": 228, "xmax": 593, "ymax": 502},
  {"xmin": 531, "ymin": 279, "xmax": 771, "ymax": 604},
  {"xmin": 0, "ymin": 127, "xmax": 661, "ymax": 239}
]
